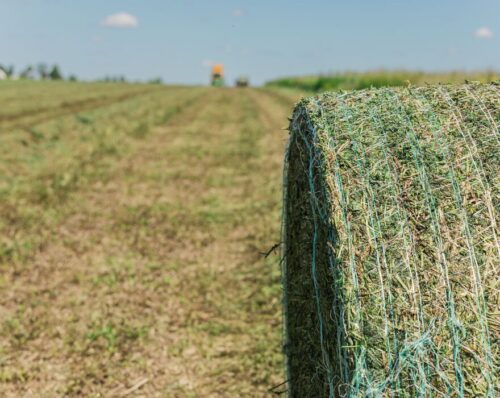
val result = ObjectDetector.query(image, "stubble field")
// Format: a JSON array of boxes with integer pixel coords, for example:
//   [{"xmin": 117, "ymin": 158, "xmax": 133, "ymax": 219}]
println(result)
[{"xmin": 0, "ymin": 81, "xmax": 301, "ymax": 397}]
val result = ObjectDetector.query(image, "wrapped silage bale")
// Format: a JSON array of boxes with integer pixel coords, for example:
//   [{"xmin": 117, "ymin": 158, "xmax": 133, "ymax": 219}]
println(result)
[{"xmin": 282, "ymin": 83, "xmax": 499, "ymax": 397}]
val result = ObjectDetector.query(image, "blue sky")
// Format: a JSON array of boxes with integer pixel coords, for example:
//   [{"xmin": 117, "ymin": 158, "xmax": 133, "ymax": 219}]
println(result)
[{"xmin": 1, "ymin": 0, "xmax": 499, "ymax": 85}]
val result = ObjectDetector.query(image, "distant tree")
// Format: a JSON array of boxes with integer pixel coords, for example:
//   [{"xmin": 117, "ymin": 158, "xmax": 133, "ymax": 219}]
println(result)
[
  {"xmin": 148, "ymin": 77, "xmax": 163, "ymax": 84},
  {"xmin": 49, "ymin": 65, "xmax": 63, "ymax": 80},
  {"xmin": 0, "ymin": 64, "xmax": 15, "ymax": 78},
  {"xmin": 37, "ymin": 63, "xmax": 49, "ymax": 80},
  {"xmin": 6, "ymin": 65, "xmax": 14, "ymax": 77},
  {"xmin": 20, "ymin": 65, "xmax": 35, "ymax": 79},
  {"xmin": 68, "ymin": 74, "xmax": 78, "ymax": 82},
  {"xmin": 99, "ymin": 75, "xmax": 127, "ymax": 83}
]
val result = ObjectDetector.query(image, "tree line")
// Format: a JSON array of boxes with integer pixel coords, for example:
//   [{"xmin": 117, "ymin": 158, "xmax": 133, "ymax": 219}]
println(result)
[
  {"xmin": 0, "ymin": 63, "xmax": 163, "ymax": 84},
  {"xmin": 0, "ymin": 63, "xmax": 69, "ymax": 80}
]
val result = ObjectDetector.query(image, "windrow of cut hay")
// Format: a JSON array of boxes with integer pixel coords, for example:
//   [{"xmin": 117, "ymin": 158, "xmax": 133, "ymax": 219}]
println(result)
[{"xmin": 283, "ymin": 83, "xmax": 499, "ymax": 397}]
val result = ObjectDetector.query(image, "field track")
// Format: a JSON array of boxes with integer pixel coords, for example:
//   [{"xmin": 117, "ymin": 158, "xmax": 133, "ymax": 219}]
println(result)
[{"xmin": 0, "ymin": 85, "xmax": 300, "ymax": 397}]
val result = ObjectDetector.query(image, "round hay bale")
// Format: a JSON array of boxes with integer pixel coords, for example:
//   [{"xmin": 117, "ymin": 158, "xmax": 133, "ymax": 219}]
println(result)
[{"xmin": 283, "ymin": 83, "xmax": 499, "ymax": 397}]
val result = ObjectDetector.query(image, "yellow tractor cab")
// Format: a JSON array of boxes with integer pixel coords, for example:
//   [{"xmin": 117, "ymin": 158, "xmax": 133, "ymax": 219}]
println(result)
[{"xmin": 211, "ymin": 64, "xmax": 224, "ymax": 87}]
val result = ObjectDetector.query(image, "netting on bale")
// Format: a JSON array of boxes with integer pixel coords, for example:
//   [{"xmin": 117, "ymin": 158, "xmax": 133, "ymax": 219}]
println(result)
[{"xmin": 282, "ymin": 83, "xmax": 499, "ymax": 397}]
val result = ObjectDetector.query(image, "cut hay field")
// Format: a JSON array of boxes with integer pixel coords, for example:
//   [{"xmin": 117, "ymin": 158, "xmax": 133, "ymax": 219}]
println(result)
[{"xmin": 0, "ymin": 81, "xmax": 301, "ymax": 397}]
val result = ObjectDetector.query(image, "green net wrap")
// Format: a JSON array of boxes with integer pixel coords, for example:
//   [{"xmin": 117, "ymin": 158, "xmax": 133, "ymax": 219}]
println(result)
[{"xmin": 282, "ymin": 83, "xmax": 499, "ymax": 397}]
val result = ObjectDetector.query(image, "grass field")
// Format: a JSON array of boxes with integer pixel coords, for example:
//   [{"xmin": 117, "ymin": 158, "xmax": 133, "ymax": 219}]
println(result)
[
  {"xmin": 0, "ymin": 81, "xmax": 302, "ymax": 397},
  {"xmin": 266, "ymin": 70, "xmax": 500, "ymax": 92}
]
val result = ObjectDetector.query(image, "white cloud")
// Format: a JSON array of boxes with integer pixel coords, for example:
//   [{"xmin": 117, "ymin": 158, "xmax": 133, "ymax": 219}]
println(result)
[
  {"xmin": 101, "ymin": 12, "xmax": 138, "ymax": 28},
  {"xmin": 474, "ymin": 27, "xmax": 493, "ymax": 39},
  {"xmin": 233, "ymin": 9, "xmax": 245, "ymax": 17}
]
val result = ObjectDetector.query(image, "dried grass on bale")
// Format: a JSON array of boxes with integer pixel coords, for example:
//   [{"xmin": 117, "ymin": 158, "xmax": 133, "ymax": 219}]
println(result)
[{"xmin": 282, "ymin": 83, "xmax": 499, "ymax": 397}]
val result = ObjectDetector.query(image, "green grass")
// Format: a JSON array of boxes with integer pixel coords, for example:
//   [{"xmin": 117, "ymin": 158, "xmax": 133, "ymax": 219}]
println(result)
[
  {"xmin": 266, "ymin": 70, "xmax": 500, "ymax": 92},
  {"xmin": 0, "ymin": 83, "xmax": 204, "ymax": 264},
  {"xmin": 0, "ymin": 80, "xmax": 162, "ymax": 120}
]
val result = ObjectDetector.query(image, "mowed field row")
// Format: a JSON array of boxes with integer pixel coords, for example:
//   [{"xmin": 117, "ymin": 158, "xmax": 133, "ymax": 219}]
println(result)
[
  {"xmin": 0, "ymin": 82, "xmax": 163, "ymax": 128},
  {"xmin": 0, "ymin": 83, "xmax": 301, "ymax": 397}
]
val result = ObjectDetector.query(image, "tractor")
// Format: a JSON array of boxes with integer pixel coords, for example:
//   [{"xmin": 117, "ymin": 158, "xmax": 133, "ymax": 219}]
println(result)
[
  {"xmin": 235, "ymin": 76, "xmax": 249, "ymax": 87},
  {"xmin": 211, "ymin": 64, "xmax": 225, "ymax": 87}
]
